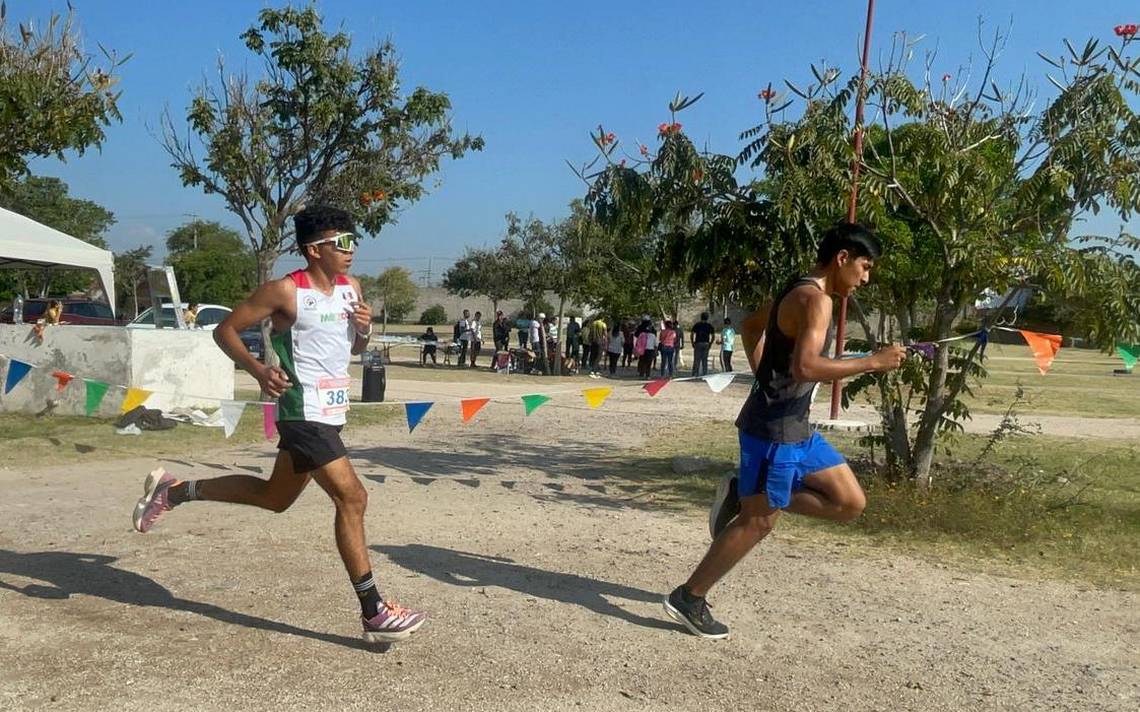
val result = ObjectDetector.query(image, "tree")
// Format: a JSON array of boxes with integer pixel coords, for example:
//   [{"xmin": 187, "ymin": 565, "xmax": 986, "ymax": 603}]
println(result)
[
  {"xmin": 442, "ymin": 246, "xmax": 516, "ymax": 316},
  {"xmin": 0, "ymin": 5, "xmax": 126, "ymax": 191},
  {"xmin": 0, "ymin": 175, "xmax": 116, "ymax": 301},
  {"xmin": 419, "ymin": 304, "xmax": 447, "ymax": 325},
  {"xmin": 361, "ymin": 267, "xmax": 418, "ymax": 323},
  {"xmin": 164, "ymin": 220, "xmax": 256, "ymax": 306},
  {"xmin": 161, "ymin": 4, "xmax": 483, "ymax": 288},
  {"xmin": 114, "ymin": 246, "xmax": 153, "ymax": 318},
  {"xmin": 579, "ymin": 27, "xmax": 1140, "ymax": 487},
  {"xmin": 166, "ymin": 220, "xmax": 247, "ymax": 256}
]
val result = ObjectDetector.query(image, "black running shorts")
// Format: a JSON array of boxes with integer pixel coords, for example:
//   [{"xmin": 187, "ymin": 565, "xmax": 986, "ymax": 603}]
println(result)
[{"xmin": 276, "ymin": 421, "xmax": 347, "ymax": 473}]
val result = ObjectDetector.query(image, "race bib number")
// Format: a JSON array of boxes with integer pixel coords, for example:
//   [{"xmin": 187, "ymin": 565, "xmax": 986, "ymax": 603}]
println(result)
[{"xmin": 318, "ymin": 377, "xmax": 351, "ymax": 416}]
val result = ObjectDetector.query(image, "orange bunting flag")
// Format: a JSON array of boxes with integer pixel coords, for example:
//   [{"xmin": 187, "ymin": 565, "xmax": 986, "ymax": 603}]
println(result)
[
  {"xmin": 120, "ymin": 387, "xmax": 152, "ymax": 413},
  {"xmin": 582, "ymin": 387, "xmax": 612, "ymax": 409},
  {"xmin": 1018, "ymin": 330, "xmax": 1062, "ymax": 375},
  {"xmin": 51, "ymin": 370, "xmax": 75, "ymax": 392},
  {"xmin": 460, "ymin": 397, "xmax": 491, "ymax": 423}
]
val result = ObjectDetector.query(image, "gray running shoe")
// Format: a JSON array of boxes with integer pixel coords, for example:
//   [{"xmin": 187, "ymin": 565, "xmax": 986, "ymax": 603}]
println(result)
[{"xmin": 662, "ymin": 586, "xmax": 729, "ymax": 639}]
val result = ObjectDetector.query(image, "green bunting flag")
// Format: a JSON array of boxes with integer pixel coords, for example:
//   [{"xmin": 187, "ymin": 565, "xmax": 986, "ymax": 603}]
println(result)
[
  {"xmin": 84, "ymin": 379, "xmax": 110, "ymax": 416},
  {"xmin": 1117, "ymin": 343, "xmax": 1140, "ymax": 371},
  {"xmin": 521, "ymin": 394, "xmax": 551, "ymax": 416}
]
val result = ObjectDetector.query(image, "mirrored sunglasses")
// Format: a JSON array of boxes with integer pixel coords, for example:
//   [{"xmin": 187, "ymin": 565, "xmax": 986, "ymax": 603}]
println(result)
[{"xmin": 307, "ymin": 232, "xmax": 359, "ymax": 253}]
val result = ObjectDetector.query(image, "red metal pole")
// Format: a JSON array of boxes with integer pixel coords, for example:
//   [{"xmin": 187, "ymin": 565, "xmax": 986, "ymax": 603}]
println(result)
[{"xmin": 829, "ymin": 0, "xmax": 876, "ymax": 420}]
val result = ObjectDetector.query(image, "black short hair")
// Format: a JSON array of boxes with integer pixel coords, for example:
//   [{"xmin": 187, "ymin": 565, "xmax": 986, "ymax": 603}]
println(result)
[
  {"xmin": 700, "ymin": 312, "xmax": 709, "ymax": 321},
  {"xmin": 294, "ymin": 205, "xmax": 354, "ymax": 245},
  {"xmin": 816, "ymin": 222, "xmax": 881, "ymax": 265}
]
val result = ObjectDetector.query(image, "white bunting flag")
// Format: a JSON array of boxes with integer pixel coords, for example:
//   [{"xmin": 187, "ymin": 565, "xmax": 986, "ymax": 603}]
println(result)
[
  {"xmin": 703, "ymin": 372, "xmax": 735, "ymax": 394},
  {"xmin": 220, "ymin": 400, "xmax": 247, "ymax": 438}
]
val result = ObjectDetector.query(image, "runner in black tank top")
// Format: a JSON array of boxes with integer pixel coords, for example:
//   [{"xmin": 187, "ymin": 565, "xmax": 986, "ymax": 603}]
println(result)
[{"xmin": 662, "ymin": 223, "xmax": 907, "ymax": 640}]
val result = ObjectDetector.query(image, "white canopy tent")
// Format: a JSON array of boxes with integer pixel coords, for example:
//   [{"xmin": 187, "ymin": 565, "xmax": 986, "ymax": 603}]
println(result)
[{"xmin": 0, "ymin": 206, "xmax": 116, "ymax": 315}]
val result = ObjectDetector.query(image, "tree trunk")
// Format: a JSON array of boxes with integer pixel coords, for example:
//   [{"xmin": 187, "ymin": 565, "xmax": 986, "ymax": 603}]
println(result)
[
  {"xmin": 911, "ymin": 298, "xmax": 956, "ymax": 488},
  {"xmin": 554, "ymin": 296, "xmax": 565, "ymax": 376},
  {"xmin": 256, "ymin": 250, "xmax": 279, "ymax": 372}
]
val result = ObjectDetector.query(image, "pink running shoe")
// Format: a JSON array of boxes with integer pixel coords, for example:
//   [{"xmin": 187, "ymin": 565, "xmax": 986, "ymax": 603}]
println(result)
[
  {"xmin": 362, "ymin": 600, "xmax": 427, "ymax": 642},
  {"xmin": 132, "ymin": 467, "xmax": 177, "ymax": 533}
]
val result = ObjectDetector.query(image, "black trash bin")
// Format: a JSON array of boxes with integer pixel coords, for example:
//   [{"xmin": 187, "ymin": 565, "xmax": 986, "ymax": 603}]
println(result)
[{"xmin": 362, "ymin": 352, "xmax": 386, "ymax": 402}]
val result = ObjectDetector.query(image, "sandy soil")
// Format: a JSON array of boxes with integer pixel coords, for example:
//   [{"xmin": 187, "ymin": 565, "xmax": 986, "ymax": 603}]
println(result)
[{"xmin": 2, "ymin": 376, "xmax": 1137, "ymax": 711}]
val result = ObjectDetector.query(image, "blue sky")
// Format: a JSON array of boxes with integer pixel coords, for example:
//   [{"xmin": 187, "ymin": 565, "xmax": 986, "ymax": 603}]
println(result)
[{"xmin": 20, "ymin": 0, "xmax": 1139, "ymax": 280}]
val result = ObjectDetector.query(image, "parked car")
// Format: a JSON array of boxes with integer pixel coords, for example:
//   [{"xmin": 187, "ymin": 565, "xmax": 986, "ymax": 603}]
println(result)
[
  {"xmin": 240, "ymin": 326, "xmax": 265, "ymax": 361},
  {"xmin": 0, "ymin": 297, "xmax": 123, "ymax": 326},
  {"xmin": 126, "ymin": 303, "xmax": 231, "ymax": 330}
]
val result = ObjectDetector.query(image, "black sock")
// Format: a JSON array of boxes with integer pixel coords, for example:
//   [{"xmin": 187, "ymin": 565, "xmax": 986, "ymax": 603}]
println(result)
[
  {"xmin": 167, "ymin": 480, "xmax": 201, "ymax": 507},
  {"xmin": 352, "ymin": 572, "xmax": 383, "ymax": 619}
]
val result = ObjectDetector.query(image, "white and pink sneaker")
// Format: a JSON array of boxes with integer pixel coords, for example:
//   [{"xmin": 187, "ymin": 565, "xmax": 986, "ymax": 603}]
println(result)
[
  {"xmin": 362, "ymin": 600, "xmax": 427, "ymax": 642},
  {"xmin": 132, "ymin": 468, "xmax": 177, "ymax": 533}
]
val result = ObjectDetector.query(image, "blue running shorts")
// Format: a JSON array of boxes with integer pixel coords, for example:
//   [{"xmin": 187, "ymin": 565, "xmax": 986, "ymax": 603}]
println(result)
[{"xmin": 738, "ymin": 430, "xmax": 846, "ymax": 509}]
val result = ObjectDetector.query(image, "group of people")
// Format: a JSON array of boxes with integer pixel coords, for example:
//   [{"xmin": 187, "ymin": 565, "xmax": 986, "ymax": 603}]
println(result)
[
  {"xmin": 132, "ymin": 208, "xmax": 907, "ymax": 646},
  {"xmin": 415, "ymin": 308, "xmax": 739, "ymax": 379}
]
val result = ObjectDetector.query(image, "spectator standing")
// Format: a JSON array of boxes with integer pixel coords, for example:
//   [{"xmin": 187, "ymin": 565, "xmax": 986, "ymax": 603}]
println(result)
[
  {"xmin": 634, "ymin": 315, "xmax": 658, "ymax": 379},
  {"xmin": 606, "ymin": 323, "xmax": 623, "ymax": 376},
  {"xmin": 565, "ymin": 316, "xmax": 581, "ymax": 364},
  {"xmin": 469, "ymin": 311, "xmax": 484, "ymax": 367},
  {"xmin": 493, "ymin": 311, "xmax": 511, "ymax": 353},
  {"xmin": 719, "ymin": 317, "xmax": 736, "ymax": 372},
  {"xmin": 455, "ymin": 309, "xmax": 471, "ymax": 367},
  {"xmin": 658, "ymin": 320, "xmax": 678, "ymax": 377},
  {"xmin": 690, "ymin": 312, "xmax": 714, "ymax": 377}
]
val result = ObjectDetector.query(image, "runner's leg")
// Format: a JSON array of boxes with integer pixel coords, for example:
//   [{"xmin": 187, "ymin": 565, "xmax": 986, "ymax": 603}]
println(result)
[
  {"xmin": 684, "ymin": 494, "xmax": 779, "ymax": 597},
  {"xmin": 192, "ymin": 451, "xmax": 311, "ymax": 512}
]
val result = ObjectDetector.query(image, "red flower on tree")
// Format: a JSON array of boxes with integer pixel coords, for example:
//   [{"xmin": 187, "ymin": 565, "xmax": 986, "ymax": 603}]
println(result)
[
  {"xmin": 639, "ymin": 144, "xmax": 650, "ymax": 157},
  {"xmin": 657, "ymin": 122, "xmax": 682, "ymax": 136},
  {"xmin": 758, "ymin": 87, "xmax": 776, "ymax": 102},
  {"xmin": 1114, "ymin": 23, "xmax": 1138, "ymax": 37},
  {"xmin": 941, "ymin": 73, "xmax": 952, "ymax": 82}
]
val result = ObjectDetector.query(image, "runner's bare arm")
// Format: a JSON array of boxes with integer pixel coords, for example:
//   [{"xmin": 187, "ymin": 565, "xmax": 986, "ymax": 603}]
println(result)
[
  {"xmin": 347, "ymin": 277, "xmax": 372, "ymax": 355},
  {"xmin": 740, "ymin": 304, "xmax": 770, "ymax": 373},
  {"xmin": 791, "ymin": 291, "xmax": 904, "ymax": 382},
  {"xmin": 214, "ymin": 280, "xmax": 294, "ymax": 396}
]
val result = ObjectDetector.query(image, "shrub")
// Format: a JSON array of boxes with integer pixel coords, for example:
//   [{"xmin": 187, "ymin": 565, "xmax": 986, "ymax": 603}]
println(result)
[{"xmin": 419, "ymin": 304, "xmax": 447, "ymax": 325}]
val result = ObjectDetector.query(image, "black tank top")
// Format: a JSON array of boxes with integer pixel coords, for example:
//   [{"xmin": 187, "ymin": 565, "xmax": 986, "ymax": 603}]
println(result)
[{"xmin": 734, "ymin": 278, "xmax": 832, "ymax": 443}]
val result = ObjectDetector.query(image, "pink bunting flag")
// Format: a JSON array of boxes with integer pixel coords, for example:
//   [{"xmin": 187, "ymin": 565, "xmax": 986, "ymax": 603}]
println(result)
[{"xmin": 262, "ymin": 403, "xmax": 277, "ymax": 440}]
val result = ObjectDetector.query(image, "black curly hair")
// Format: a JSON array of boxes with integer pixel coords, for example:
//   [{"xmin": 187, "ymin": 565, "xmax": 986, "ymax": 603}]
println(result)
[{"xmin": 294, "ymin": 205, "xmax": 355, "ymax": 245}]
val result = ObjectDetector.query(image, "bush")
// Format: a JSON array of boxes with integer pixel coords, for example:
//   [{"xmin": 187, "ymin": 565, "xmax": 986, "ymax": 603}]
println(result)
[{"xmin": 419, "ymin": 304, "xmax": 448, "ymax": 325}]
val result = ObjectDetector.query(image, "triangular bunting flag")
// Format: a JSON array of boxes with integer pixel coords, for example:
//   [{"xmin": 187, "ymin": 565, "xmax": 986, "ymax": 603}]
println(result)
[
  {"xmin": 220, "ymin": 400, "xmax": 246, "ymax": 438},
  {"xmin": 642, "ymin": 377, "xmax": 670, "ymax": 397},
  {"xmin": 1116, "ymin": 342, "xmax": 1140, "ymax": 371},
  {"xmin": 51, "ymin": 370, "xmax": 75, "ymax": 392},
  {"xmin": 460, "ymin": 397, "xmax": 491, "ymax": 423},
  {"xmin": 404, "ymin": 401, "xmax": 434, "ymax": 432},
  {"xmin": 1018, "ymin": 330, "xmax": 1062, "ymax": 375},
  {"xmin": 3, "ymin": 359, "xmax": 33, "ymax": 394},
  {"xmin": 262, "ymin": 402, "xmax": 278, "ymax": 440},
  {"xmin": 976, "ymin": 328, "xmax": 989, "ymax": 355},
  {"xmin": 84, "ymin": 379, "xmax": 109, "ymax": 416},
  {"xmin": 908, "ymin": 343, "xmax": 936, "ymax": 361},
  {"xmin": 521, "ymin": 394, "xmax": 551, "ymax": 416},
  {"xmin": 120, "ymin": 387, "xmax": 153, "ymax": 413},
  {"xmin": 703, "ymin": 372, "xmax": 735, "ymax": 393},
  {"xmin": 582, "ymin": 387, "xmax": 612, "ymax": 409}
]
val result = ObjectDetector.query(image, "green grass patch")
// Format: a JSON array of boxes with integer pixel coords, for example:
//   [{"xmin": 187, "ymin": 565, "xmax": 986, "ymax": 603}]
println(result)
[{"xmin": 634, "ymin": 420, "xmax": 1139, "ymax": 590}]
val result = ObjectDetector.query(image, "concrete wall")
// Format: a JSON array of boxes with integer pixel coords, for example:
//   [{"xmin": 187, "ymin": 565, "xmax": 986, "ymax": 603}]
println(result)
[{"xmin": 0, "ymin": 325, "xmax": 233, "ymax": 417}]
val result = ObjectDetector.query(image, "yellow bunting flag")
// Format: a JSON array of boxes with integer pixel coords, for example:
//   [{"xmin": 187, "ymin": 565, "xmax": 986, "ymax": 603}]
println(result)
[
  {"xmin": 460, "ymin": 397, "xmax": 491, "ymax": 423},
  {"xmin": 120, "ymin": 387, "xmax": 152, "ymax": 413},
  {"xmin": 582, "ymin": 387, "xmax": 612, "ymax": 410},
  {"xmin": 1018, "ymin": 330, "xmax": 1062, "ymax": 375}
]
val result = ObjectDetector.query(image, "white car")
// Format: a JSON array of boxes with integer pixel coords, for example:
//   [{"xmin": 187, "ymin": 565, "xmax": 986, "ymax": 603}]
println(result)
[{"xmin": 127, "ymin": 303, "xmax": 232, "ymax": 330}]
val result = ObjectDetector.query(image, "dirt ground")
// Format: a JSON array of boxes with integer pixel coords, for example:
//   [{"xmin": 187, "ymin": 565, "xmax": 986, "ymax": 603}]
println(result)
[{"xmin": 2, "ymin": 376, "xmax": 1138, "ymax": 711}]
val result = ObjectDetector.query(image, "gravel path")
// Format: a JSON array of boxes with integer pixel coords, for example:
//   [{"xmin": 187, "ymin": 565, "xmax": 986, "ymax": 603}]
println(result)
[{"xmin": 2, "ymin": 378, "xmax": 1137, "ymax": 711}]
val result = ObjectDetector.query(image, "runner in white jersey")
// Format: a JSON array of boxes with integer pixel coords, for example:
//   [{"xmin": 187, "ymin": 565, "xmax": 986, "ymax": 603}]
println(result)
[{"xmin": 129, "ymin": 205, "xmax": 425, "ymax": 644}]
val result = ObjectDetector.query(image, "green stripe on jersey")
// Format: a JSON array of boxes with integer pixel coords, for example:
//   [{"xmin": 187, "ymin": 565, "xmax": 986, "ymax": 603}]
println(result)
[{"xmin": 271, "ymin": 328, "xmax": 304, "ymax": 420}]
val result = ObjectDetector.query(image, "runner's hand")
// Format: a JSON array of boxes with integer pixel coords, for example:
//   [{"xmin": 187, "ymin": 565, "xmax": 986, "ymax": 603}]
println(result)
[
  {"xmin": 255, "ymin": 364, "xmax": 292, "ymax": 397},
  {"xmin": 870, "ymin": 344, "xmax": 906, "ymax": 372},
  {"xmin": 349, "ymin": 301, "xmax": 372, "ymax": 334}
]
